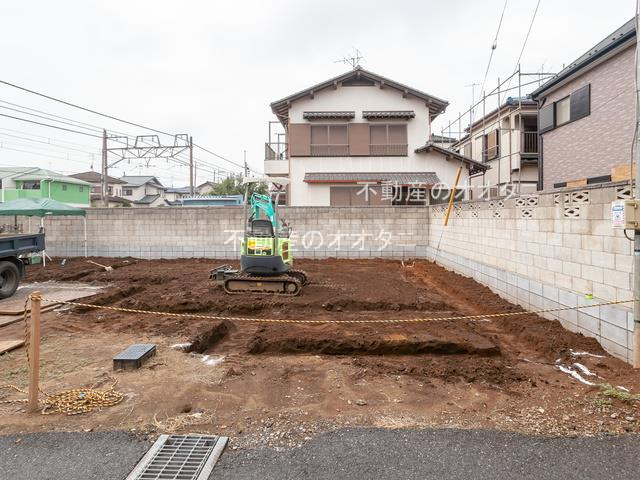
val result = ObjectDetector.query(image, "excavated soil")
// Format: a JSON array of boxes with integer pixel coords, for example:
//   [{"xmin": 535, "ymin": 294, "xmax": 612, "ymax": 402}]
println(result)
[{"xmin": 0, "ymin": 257, "xmax": 638, "ymax": 445}]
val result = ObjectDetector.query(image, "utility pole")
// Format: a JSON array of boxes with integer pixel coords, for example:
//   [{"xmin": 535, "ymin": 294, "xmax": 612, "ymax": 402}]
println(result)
[
  {"xmin": 189, "ymin": 136, "xmax": 194, "ymax": 195},
  {"xmin": 101, "ymin": 129, "xmax": 108, "ymax": 207},
  {"xmin": 634, "ymin": 1, "xmax": 640, "ymax": 368}
]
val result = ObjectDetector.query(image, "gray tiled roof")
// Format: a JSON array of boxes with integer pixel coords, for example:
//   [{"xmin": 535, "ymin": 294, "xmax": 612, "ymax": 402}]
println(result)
[
  {"xmin": 304, "ymin": 172, "xmax": 440, "ymax": 185},
  {"xmin": 133, "ymin": 194, "xmax": 161, "ymax": 204},
  {"xmin": 303, "ymin": 111, "xmax": 355, "ymax": 120},
  {"xmin": 120, "ymin": 176, "xmax": 165, "ymax": 189},
  {"xmin": 71, "ymin": 171, "xmax": 126, "ymax": 184},
  {"xmin": 362, "ymin": 111, "xmax": 415, "ymax": 119}
]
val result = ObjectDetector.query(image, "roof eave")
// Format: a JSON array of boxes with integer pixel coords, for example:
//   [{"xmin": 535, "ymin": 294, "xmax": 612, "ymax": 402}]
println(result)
[
  {"xmin": 415, "ymin": 142, "xmax": 488, "ymax": 171},
  {"xmin": 270, "ymin": 67, "xmax": 449, "ymax": 125}
]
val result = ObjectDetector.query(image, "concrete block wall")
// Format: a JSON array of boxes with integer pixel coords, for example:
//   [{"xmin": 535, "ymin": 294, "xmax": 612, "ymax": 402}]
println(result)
[
  {"xmin": 426, "ymin": 183, "xmax": 635, "ymax": 362},
  {"xmin": 31, "ymin": 183, "xmax": 636, "ymax": 362},
  {"xmin": 35, "ymin": 206, "xmax": 429, "ymax": 260}
]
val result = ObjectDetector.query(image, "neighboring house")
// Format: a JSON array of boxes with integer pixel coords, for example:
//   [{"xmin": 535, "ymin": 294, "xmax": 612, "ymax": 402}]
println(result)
[
  {"xmin": 196, "ymin": 181, "xmax": 218, "ymax": 195},
  {"xmin": 531, "ymin": 18, "xmax": 635, "ymax": 190},
  {"xmin": 453, "ymin": 97, "xmax": 540, "ymax": 198},
  {"xmin": 265, "ymin": 67, "xmax": 487, "ymax": 206},
  {"xmin": 69, "ymin": 171, "xmax": 130, "ymax": 207},
  {"xmin": 170, "ymin": 195, "xmax": 244, "ymax": 207},
  {"xmin": 165, "ymin": 187, "xmax": 192, "ymax": 203},
  {"xmin": 430, "ymin": 133, "xmax": 458, "ymax": 150},
  {"xmin": 119, "ymin": 176, "xmax": 167, "ymax": 207},
  {"xmin": 0, "ymin": 167, "xmax": 90, "ymax": 207}
]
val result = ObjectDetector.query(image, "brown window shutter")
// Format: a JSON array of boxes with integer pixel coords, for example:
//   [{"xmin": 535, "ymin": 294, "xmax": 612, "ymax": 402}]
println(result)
[
  {"xmin": 288, "ymin": 123, "xmax": 311, "ymax": 156},
  {"xmin": 348, "ymin": 123, "xmax": 370, "ymax": 156}
]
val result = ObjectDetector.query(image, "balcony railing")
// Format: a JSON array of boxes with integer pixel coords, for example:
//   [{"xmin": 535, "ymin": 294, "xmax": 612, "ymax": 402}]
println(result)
[
  {"xmin": 369, "ymin": 144, "xmax": 408, "ymax": 156},
  {"xmin": 265, "ymin": 142, "xmax": 288, "ymax": 161},
  {"xmin": 522, "ymin": 131, "xmax": 538, "ymax": 154},
  {"xmin": 310, "ymin": 145, "xmax": 349, "ymax": 157}
]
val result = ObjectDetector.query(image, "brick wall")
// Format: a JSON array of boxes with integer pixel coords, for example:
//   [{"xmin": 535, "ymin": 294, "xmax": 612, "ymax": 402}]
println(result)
[{"xmin": 540, "ymin": 44, "xmax": 635, "ymax": 188}]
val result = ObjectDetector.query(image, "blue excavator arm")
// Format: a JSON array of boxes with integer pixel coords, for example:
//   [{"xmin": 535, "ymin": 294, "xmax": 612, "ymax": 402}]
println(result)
[{"xmin": 250, "ymin": 193, "xmax": 277, "ymax": 225}]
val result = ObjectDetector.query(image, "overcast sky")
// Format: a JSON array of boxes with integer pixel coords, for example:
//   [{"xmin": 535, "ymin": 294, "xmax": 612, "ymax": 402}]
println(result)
[{"xmin": 0, "ymin": 0, "xmax": 635, "ymax": 187}]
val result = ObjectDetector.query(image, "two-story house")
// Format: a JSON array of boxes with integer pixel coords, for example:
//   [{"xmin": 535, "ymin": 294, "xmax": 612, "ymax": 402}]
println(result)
[
  {"xmin": 69, "ymin": 171, "xmax": 130, "ymax": 207},
  {"xmin": 453, "ymin": 97, "xmax": 540, "ymax": 198},
  {"xmin": 532, "ymin": 18, "xmax": 635, "ymax": 189},
  {"xmin": 0, "ymin": 167, "xmax": 90, "ymax": 207},
  {"xmin": 265, "ymin": 67, "xmax": 486, "ymax": 206},
  {"xmin": 120, "ymin": 176, "xmax": 167, "ymax": 207}
]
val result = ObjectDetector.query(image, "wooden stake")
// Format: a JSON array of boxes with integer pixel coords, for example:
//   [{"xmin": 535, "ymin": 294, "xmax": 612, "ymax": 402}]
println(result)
[
  {"xmin": 443, "ymin": 166, "xmax": 463, "ymax": 227},
  {"xmin": 28, "ymin": 291, "xmax": 41, "ymax": 413}
]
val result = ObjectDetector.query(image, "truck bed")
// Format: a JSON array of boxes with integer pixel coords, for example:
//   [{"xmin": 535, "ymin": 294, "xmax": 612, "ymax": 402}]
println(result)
[{"xmin": 0, "ymin": 233, "xmax": 45, "ymax": 258}]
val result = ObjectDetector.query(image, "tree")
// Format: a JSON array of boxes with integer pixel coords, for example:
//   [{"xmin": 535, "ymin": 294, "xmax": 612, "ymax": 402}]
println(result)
[{"xmin": 209, "ymin": 174, "xmax": 268, "ymax": 197}]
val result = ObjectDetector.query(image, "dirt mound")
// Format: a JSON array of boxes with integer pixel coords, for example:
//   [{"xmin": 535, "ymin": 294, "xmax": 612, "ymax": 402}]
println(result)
[
  {"xmin": 247, "ymin": 326, "xmax": 500, "ymax": 356},
  {"xmin": 352, "ymin": 356, "xmax": 526, "ymax": 386}
]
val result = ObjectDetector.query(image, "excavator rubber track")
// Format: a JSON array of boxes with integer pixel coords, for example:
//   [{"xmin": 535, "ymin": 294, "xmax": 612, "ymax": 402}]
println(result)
[
  {"xmin": 284, "ymin": 269, "xmax": 309, "ymax": 285},
  {"xmin": 223, "ymin": 274, "xmax": 302, "ymax": 296}
]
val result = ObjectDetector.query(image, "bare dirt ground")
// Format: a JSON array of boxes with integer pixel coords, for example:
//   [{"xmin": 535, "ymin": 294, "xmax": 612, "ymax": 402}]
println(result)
[{"xmin": 1, "ymin": 257, "xmax": 639, "ymax": 448}]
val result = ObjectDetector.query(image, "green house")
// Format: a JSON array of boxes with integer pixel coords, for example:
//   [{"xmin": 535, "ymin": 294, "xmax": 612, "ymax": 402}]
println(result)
[{"xmin": 0, "ymin": 167, "xmax": 91, "ymax": 207}]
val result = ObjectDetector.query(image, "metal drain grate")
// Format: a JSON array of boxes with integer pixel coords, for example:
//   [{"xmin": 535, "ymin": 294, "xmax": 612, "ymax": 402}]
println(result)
[{"xmin": 126, "ymin": 434, "xmax": 228, "ymax": 480}]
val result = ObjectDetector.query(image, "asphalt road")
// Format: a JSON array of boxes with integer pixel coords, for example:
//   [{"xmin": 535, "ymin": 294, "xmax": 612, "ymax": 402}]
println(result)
[{"xmin": 2, "ymin": 428, "xmax": 640, "ymax": 480}]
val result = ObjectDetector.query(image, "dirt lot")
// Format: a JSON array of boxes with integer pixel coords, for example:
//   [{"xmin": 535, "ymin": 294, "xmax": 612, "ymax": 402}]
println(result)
[{"xmin": 1, "ymin": 257, "xmax": 639, "ymax": 447}]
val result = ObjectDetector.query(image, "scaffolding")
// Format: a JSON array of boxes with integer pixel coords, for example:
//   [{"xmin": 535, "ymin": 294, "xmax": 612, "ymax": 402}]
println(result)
[{"xmin": 433, "ymin": 66, "xmax": 556, "ymax": 199}]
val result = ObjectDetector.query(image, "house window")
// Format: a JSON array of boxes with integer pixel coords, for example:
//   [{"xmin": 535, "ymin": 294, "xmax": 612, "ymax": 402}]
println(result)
[
  {"xmin": 310, "ymin": 125, "xmax": 349, "ymax": 156},
  {"xmin": 79, "ymin": 186, "xmax": 83, "ymax": 192},
  {"xmin": 463, "ymin": 143, "xmax": 472, "ymax": 158},
  {"xmin": 369, "ymin": 124, "xmax": 408, "ymax": 156},
  {"xmin": 570, "ymin": 84, "xmax": 590, "ymax": 121},
  {"xmin": 540, "ymin": 84, "xmax": 591, "ymax": 134},
  {"xmin": 539, "ymin": 104, "xmax": 554, "ymax": 133},
  {"xmin": 555, "ymin": 97, "xmax": 570, "ymax": 126},
  {"xmin": 62, "ymin": 184, "xmax": 67, "ymax": 191},
  {"xmin": 123, "ymin": 188, "xmax": 133, "ymax": 196},
  {"xmin": 482, "ymin": 130, "xmax": 499, "ymax": 161},
  {"xmin": 22, "ymin": 181, "xmax": 40, "ymax": 190}
]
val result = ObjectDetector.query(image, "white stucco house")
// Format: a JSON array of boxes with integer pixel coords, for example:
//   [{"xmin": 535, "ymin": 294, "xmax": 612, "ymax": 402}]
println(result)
[
  {"xmin": 120, "ymin": 176, "xmax": 167, "ymax": 207},
  {"xmin": 265, "ymin": 67, "xmax": 486, "ymax": 206},
  {"xmin": 453, "ymin": 97, "xmax": 540, "ymax": 199}
]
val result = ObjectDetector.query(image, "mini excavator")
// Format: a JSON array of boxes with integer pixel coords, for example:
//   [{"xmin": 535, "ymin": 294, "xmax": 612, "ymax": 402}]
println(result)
[{"xmin": 210, "ymin": 177, "xmax": 308, "ymax": 295}]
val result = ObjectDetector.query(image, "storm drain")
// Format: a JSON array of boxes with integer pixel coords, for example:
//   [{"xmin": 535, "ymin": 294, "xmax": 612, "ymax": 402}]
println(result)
[{"xmin": 126, "ymin": 434, "xmax": 228, "ymax": 480}]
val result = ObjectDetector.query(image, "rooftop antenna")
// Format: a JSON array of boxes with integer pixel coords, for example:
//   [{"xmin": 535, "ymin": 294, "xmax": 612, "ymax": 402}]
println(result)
[
  {"xmin": 465, "ymin": 82, "xmax": 481, "ymax": 122},
  {"xmin": 334, "ymin": 48, "xmax": 364, "ymax": 69}
]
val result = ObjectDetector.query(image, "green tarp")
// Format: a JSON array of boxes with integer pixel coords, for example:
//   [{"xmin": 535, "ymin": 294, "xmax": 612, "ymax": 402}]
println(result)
[{"xmin": 0, "ymin": 197, "xmax": 86, "ymax": 217}]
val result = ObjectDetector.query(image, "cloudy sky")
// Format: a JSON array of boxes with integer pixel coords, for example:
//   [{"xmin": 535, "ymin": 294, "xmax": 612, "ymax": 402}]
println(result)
[{"xmin": 0, "ymin": 0, "xmax": 635, "ymax": 187}]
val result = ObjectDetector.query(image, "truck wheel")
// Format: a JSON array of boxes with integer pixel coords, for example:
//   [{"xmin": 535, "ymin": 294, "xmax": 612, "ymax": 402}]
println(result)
[{"xmin": 0, "ymin": 261, "xmax": 20, "ymax": 299}]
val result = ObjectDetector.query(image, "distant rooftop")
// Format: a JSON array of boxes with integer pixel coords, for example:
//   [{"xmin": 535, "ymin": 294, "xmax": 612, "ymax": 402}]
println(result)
[
  {"xmin": 70, "ymin": 171, "xmax": 126, "ymax": 184},
  {"xmin": 0, "ymin": 167, "xmax": 90, "ymax": 186},
  {"xmin": 120, "ymin": 176, "xmax": 165, "ymax": 189}
]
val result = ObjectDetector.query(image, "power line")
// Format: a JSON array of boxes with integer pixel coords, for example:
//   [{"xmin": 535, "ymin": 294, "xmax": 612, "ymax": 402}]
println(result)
[
  {"xmin": 0, "ymin": 133, "xmax": 99, "ymax": 156},
  {"xmin": 0, "ymin": 78, "xmax": 252, "ymax": 173},
  {"xmin": 0, "ymin": 145, "xmax": 93, "ymax": 165},
  {"xmin": 500, "ymin": 0, "xmax": 542, "ymax": 103},
  {"xmin": 0, "ymin": 113, "xmax": 103, "ymax": 138},
  {"xmin": 0, "ymin": 100, "xmax": 104, "ymax": 134},
  {"xmin": 477, "ymin": 0, "xmax": 509, "ymax": 114},
  {"xmin": 0, "ymin": 126, "xmax": 102, "ymax": 149}
]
